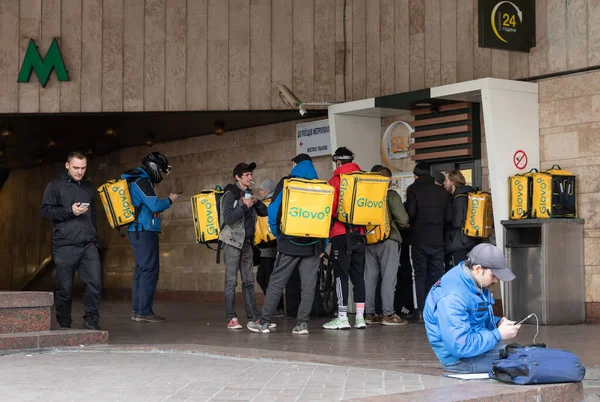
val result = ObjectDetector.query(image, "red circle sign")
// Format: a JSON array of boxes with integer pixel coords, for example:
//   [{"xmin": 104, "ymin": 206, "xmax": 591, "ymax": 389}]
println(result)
[{"xmin": 514, "ymin": 150, "xmax": 528, "ymax": 170}]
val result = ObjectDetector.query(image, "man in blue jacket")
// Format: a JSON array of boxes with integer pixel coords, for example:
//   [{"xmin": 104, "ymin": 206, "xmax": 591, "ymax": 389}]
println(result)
[
  {"xmin": 247, "ymin": 153, "xmax": 328, "ymax": 335},
  {"xmin": 122, "ymin": 152, "xmax": 179, "ymax": 323},
  {"xmin": 424, "ymin": 243, "xmax": 521, "ymax": 373}
]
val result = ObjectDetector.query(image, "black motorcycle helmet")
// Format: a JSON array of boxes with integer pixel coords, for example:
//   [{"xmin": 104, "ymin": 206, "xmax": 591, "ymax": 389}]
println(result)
[{"xmin": 142, "ymin": 151, "xmax": 171, "ymax": 183}]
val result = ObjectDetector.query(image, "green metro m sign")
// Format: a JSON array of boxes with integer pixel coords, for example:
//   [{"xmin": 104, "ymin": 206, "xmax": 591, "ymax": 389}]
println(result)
[{"xmin": 17, "ymin": 38, "xmax": 69, "ymax": 87}]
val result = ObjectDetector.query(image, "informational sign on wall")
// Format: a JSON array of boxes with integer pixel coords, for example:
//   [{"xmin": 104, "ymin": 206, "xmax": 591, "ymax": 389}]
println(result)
[
  {"xmin": 296, "ymin": 119, "xmax": 331, "ymax": 157},
  {"xmin": 390, "ymin": 172, "xmax": 415, "ymax": 202},
  {"xmin": 478, "ymin": 0, "xmax": 536, "ymax": 52}
]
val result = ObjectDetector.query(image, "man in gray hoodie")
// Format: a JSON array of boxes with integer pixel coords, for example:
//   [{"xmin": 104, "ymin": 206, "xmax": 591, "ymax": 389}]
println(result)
[{"xmin": 220, "ymin": 162, "xmax": 268, "ymax": 330}]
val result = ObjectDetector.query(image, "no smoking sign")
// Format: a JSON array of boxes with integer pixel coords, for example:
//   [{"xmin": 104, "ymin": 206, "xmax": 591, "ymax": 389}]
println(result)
[{"xmin": 514, "ymin": 150, "xmax": 528, "ymax": 170}]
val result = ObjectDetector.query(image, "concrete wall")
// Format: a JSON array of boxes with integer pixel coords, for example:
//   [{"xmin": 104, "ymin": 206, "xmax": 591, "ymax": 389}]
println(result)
[
  {"xmin": 0, "ymin": 119, "xmax": 333, "ymax": 298},
  {"xmin": 1, "ymin": 0, "xmax": 599, "ymax": 113}
]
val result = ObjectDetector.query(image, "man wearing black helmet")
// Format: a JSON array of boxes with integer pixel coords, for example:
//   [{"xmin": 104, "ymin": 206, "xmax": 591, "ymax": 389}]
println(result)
[{"xmin": 121, "ymin": 152, "xmax": 179, "ymax": 323}]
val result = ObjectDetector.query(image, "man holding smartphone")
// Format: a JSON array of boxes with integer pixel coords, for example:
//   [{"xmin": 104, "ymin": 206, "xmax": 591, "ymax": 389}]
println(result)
[
  {"xmin": 41, "ymin": 151, "xmax": 102, "ymax": 330},
  {"xmin": 219, "ymin": 162, "xmax": 268, "ymax": 330},
  {"xmin": 423, "ymin": 243, "xmax": 520, "ymax": 373}
]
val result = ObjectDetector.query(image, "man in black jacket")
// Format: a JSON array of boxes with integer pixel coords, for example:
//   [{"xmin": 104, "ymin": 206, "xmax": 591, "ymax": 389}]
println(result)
[
  {"xmin": 405, "ymin": 162, "xmax": 451, "ymax": 323},
  {"xmin": 41, "ymin": 151, "xmax": 102, "ymax": 330}
]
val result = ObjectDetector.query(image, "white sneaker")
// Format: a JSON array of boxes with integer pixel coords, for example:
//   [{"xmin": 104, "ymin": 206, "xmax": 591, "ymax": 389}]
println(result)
[{"xmin": 322, "ymin": 317, "xmax": 351, "ymax": 330}]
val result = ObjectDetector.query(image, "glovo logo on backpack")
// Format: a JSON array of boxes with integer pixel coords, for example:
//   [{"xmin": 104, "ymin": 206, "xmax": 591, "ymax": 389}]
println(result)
[
  {"xmin": 532, "ymin": 173, "xmax": 552, "ymax": 218},
  {"xmin": 97, "ymin": 179, "xmax": 135, "ymax": 232},
  {"xmin": 463, "ymin": 191, "xmax": 493, "ymax": 239},
  {"xmin": 338, "ymin": 172, "xmax": 388, "ymax": 226},
  {"xmin": 280, "ymin": 178, "xmax": 334, "ymax": 238},
  {"xmin": 191, "ymin": 190, "xmax": 223, "ymax": 243}
]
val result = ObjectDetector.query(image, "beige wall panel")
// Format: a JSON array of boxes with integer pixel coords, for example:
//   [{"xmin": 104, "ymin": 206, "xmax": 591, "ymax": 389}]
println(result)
[
  {"xmin": 165, "ymin": 0, "xmax": 186, "ymax": 111},
  {"xmin": 424, "ymin": 0, "xmax": 440, "ymax": 88},
  {"xmin": 314, "ymin": 0, "xmax": 335, "ymax": 103},
  {"xmin": 249, "ymin": 0, "xmax": 271, "ymax": 110},
  {"xmin": 19, "ymin": 0, "xmax": 41, "ymax": 113},
  {"xmin": 409, "ymin": 0, "xmax": 424, "ymax": 90},
  {"xmin": 394, "ymin": 0, "xmax": 409, "ymax": 92},
  {"xmin": 567, "ymin": 0, "xmax": 588, "ymax": 70},
  {"xmin": 509, "ymin": 52, "xmax": 529, "ymax": 80},
  {"xmin": 588, "ymin": 0, "xmax": 600, "ymax": 66},
  {"xmin": 40, "ymin": 0, "xmax": 60, "ymax": 113},
  {"xmin": 365, "ymin": 0, "xmax": 380, "ymax": 98},
  {"xmin": 472, "ymin": 0, "xmax": 490, "ymax": 79},
  {"xmin": 0, "ymin": 0, "xmax": 19, "ymax": 113},
  {"xmin": 379, "ymin": 0, "xmax": 395, "ymax": 95},
  {"xmin": 81, "ymin": 0, "xmax": 102, "ymax": 112},
  {"xmin": 547, "ymin": 0, "xmax": 567, "ymax": 73},
  {"xmin": 528, "ymin": 0, "xmax": 548, "ymax": 77},
  {"xmin": 186, "ymin": 0, "xmax": 208, "ymax": 110},
  {"xmin": 292, "ymin": 0, "xmax": 314, "ymax": 102},
  {"xmin": 271, "ymin": 0, "xmax": 292, "ymax": 109},
  {"xmin": 123, "ymin": 0, "xmax": 144, "ymax": 111},
  {"xmin": 456, "ymin": 0, "xmax": 473, "ymax": 82},
  {"xmin": 335, "ymin": 0, "xmax": 353, "ymax": 101},
  {"xmin": 491, "ymin": 50, "xmax": 509, "ymax": 79},
  {"xmin": 351, "ymin": 0, "xmax": 365, "ymax": 100},
  {"xmin": 440, "ymin": 0, "xmax": 457, "ymax": 85},
  {"xmin": 207, "ymin": 0, "xmax": 228, "ymax": 110},
  {"xmin": 102, "ymin": 0, "xmax": 123, "ymax": 112},
  {"xmin": 144, "ymin": 0, "xmax": 166, "ymax": 111},
  {"xmin": 60, "ymin": 0, "xmax": 82, "ymax": 112},
  {"xmin": 229, "ymin": 0, "xmax": 250, "ymax": 110}
]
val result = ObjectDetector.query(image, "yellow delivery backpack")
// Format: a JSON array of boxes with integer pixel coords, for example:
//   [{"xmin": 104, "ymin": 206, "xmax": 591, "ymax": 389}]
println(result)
[
  {"xmin": 509, "ymin": 169, "xmax": 537, "ymax": 220},
  {"xmin": 462, "ymin": 191, "xmax": 494, "ymax": 239},
  {"xmin": 338, "ymin": 172, "xmax": 389, "ymax": 226},
  {"xmin": 191, "ymin": 187, "xmax": 224, "ymax": 246},
  {"xmin": 97, "ymin": 179, "xmax": 136, "ymax": 237},
  {"xmin": 254, "ymin": 198, "xmax": 276, "ymax": 248},
  {"xmin": 532, "ymin": 165, "xmax": 577, "ymax": 219},
  {"xmin": 365, "ymin": 206, "xmax": 391, "ymax": 245},
  {"xmin": 280, "ymin": 178, "xmax": 334, "ymax": 238}
]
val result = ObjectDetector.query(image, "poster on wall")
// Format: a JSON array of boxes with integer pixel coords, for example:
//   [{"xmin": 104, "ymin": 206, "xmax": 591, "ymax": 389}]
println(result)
[
  {"xmin": 296, "ymin": 119, "xmax": 331, "ymax": 158},
  {"xmin": 478, "ymin": 0, "xmax": 536, "ymax": 52},
  {"xmin": 390, "ymin": 172, "xmax": 415, "ymax": 202}
]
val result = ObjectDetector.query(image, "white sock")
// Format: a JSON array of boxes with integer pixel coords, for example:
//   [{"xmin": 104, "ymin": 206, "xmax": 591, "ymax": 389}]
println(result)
[
  {"xmin": 338, "ymin": 306, "xmax": 347, "ymax": 319},
  {"xmin": 356, "ymin": 303, "xmax": 365, "ymax": 317}
]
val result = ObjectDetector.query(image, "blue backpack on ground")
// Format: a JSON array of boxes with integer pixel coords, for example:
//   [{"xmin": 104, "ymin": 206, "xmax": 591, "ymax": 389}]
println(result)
[{"xmin": 489, "ymin": 343, "xmax": 585, "ymax": 385}]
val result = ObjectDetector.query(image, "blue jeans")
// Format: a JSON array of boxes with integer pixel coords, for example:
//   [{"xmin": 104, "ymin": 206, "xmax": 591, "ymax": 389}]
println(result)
[
  {"xmin": 129, "ymin": 231, "xmax": 160, "ymax": 316},
  {"xmin": 443, "ymin": 344, "xmax": 505, "ymax": 374}
]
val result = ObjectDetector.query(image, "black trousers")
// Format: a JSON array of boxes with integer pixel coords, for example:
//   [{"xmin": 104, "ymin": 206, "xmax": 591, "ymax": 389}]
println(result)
[
  {"xmin": 53, "ymin": 243, "xmax": 102, "ymax": 326},
  {"xmin": 395, "ymin": 241, "xmax": 414, "ymax": 312},
  {"xmin": 411, "ymin": 245, "xmax": 445, "ymax": 311},
  {"xmin": 331, "ymin": 235, "xmax": 366, "ymax": 306},
  {"xmin": 256, "ymin": 256, "xmax": 284, "ymax": 311},
  {"xmin": 445, "ymin": 249, "xmax": 470, "ymax": 272}
]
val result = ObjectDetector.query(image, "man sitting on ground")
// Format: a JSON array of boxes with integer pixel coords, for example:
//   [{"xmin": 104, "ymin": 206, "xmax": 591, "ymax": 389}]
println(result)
[{"xmin": 424, "ymin": 243, "xmax": 521, "ymax": 373}]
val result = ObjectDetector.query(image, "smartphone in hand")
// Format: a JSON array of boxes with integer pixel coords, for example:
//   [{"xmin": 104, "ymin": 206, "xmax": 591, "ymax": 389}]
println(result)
[
  {"xmin": 515, "ymin": 313, "xmax": 534, "ymax": 325},
  {"xmin": 79, "ymin": 202, "xmax": 90, "ymax": 208}
]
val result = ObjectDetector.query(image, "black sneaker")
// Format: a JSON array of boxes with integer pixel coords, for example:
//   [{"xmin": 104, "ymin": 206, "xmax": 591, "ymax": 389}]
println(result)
[
  {"xmin": 407, "ymin": 310, "xmax": 424, "ymax": 324},
  {"xmin": 58, "ymin": 322, "xmax": 72, "ymax": 329},
  {"xmin": 84, "ymin": 321, "xmax": 101, "ymax": 330}
]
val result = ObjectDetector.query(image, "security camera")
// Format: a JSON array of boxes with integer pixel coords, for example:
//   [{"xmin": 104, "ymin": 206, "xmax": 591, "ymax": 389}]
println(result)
[
  {"xmin": 299, "ymin": 108, "xmax": 307, "ymax": 116},
  {"xmin": 277, "ymin": 84, "xmax": 302, "ymax": 108}
]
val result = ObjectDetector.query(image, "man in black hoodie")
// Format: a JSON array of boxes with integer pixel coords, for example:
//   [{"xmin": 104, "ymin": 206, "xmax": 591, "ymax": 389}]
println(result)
[
  {"xmin": 41, "ymin": 151, "xmax": 102, "ymax": 330},
  {"xmin": 443, "ymin": 169, "xmax": 479, "ymax": 270},
  {"xmin": 405, "ymin": 162, "xmax": 452, "ymax": 323}
]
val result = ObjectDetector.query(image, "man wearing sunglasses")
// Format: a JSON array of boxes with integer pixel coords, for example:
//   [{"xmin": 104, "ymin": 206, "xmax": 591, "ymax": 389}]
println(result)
[{"xmin": 122, "ymin": 151, "xmax": 179, "ymax": 323}]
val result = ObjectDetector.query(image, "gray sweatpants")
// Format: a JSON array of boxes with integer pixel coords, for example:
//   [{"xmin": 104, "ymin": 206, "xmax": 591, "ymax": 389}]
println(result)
[
  {"xmin": 223, "ymin": 242, "xmax": 260, "ymax": 321},
  {"xmin": 261, "ymin": 253, "xmax": 319, "ymax": 325},
  {"xmin": 365, "ymin": 240, "xmax": 400, "ymax": 316}
]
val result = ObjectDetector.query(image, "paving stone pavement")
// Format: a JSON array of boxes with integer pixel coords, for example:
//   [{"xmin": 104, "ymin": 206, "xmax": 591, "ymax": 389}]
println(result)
[{"xmin": 0, "ymin": 350, "xmax": 462, "ymax": 402}]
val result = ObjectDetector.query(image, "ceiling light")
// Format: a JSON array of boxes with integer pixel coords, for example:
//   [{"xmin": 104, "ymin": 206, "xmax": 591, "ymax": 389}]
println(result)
[
  {"xmin": 47, "ymin": 138, "xmax": 56, "ymax": 148},
  {"xmin": 86, "ymin": 148, "xmax": 94, "ymax": 156},
  {"xmin": 0, "ymin": 129, "xmax": 10, "ymax": 138},
  {"xmin": 145, "ymin": 133, "xmax": 155, "ymax": 147},
  {"xmin": 214, "ymin": 121, "xmax": 225, "ymax": 136},
  {"xmin": 105, "ymin": 127, "xmax": 117, "ymax": 137},
  {"xmin": 35, "ymin": 155, "xmax": 43, "ymax": 164},
  {"xmin": 415, "ymin": 103, "xmax": 431, "ymax": 107},
  {"xmin": 0, "ymin": 149, "xmax": 4, "ymax": 157}
]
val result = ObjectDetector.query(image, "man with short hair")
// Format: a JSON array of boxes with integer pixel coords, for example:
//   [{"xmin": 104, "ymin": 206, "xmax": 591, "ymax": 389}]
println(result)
[
  {"xmin": 364, "ymin": 166, "xmax": 409, "ymax": 326},
  {"xmin": 41, "ymin": 151, "xmax": 102, "ymax": 330},
  {"xmin": 122, "ymin": 152, "xmax": 179, "ymax": 323},
  {"xmin": 247, "ymin": 153, "xmax": 327, "ymax": 334},
  {"xmin": 323, "ymin": 147, "xmax": 368, "ymax": 330},
  {"xmin": 220, "ymin": 162, "xmax": 268, "ymax": 330},
  {"xmin": 405, "ymin": 162, "xmax": 452, "ymax": 323},
  {"xmin": 424, "ymin": 243, "xmax": 521, "ymax": 373}
]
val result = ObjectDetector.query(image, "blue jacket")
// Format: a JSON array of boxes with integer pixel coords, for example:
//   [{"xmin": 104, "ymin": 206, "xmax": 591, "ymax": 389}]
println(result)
[
  {"xmin": 423, "ymin": 264, "xmax": 502, "ymax": 367},
  {"xmin": 121, "ymin": 168, "xmax": 172, "ymax": 232}
]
